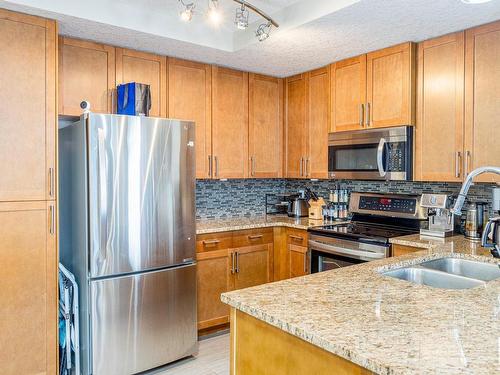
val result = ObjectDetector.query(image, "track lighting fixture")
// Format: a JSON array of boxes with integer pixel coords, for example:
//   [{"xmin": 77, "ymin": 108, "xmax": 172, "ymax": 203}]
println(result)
[
  {"xmin": 179, "ymin": 0, "xmax": 195, "ymax": 22},
  {"xmin": 255, "ymin": 21, "xmax": 271, "ymax": 42},
  {"xmin": 177, "ymin": 0, "xmax": 278, "ymax": 41},
  {"xmin": 207, "ymin": 0, "xmax": 222, "ymax": 26},
  {"xmin": 235, "ymin": 4, "xmax": 249, "ymax": 30}
]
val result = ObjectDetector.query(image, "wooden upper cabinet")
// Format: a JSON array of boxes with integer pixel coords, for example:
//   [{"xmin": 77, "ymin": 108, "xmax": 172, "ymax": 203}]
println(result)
[
  {"xmin": 211, "ymin": 66, "xmax": 249, "ymax": 179},
  {"xmin": 285, "ymin": 74, "xmax": 308, "ymax": 178},
  {"xmin": 307, "ymin": 67, "xmax": 330, "ymax": 179},
  {"xmin": 0, "ymin": 10, "xmax": 56, "ymax": 202},
  {"xmin": 0, "ymin": 201, "xmax": 57, "ymax": 375},
  {"xmin": 248, "ymin": 74, "xmax": 283, "ymax": 178},
  {"xmin": 168, "ymin": 58, "xmax": 212, "ymax": 179},
  {"xmin": 464, "ymin": 21, "xmax": 500, "ymax": 183},
  {"xmin": 415, "ymin": 32, "xmax": 465, "ymax": 182},
  {"xmin": 58, "ymin": 37, "xmax": 115, "ymax": 115},
  {"xmin": 366, "ymin": 42, "xmax": 416, "ymax": 128},
  {"xmin": 115, "ymin": 48, "xmax": 167, "ymax": 117},
  {"xmin": 330, "ymin": 55, "xmax": 366, "ymax": 132}
]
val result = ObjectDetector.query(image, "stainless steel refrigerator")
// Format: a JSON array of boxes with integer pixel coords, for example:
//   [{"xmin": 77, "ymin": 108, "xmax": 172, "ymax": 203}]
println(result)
[{"xmin": 59, "ymin": 113, "xmax": 197, "ymax": 375}]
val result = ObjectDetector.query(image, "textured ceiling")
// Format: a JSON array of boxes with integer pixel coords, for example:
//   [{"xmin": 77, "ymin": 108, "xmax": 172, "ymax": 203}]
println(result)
[{"xmin": 1, "ymin": 0, "xmax": 500, "ymax": 77}]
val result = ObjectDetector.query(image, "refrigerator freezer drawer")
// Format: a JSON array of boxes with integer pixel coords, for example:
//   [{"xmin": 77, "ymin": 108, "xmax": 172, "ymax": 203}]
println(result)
[{"xmin": 90, "ymin": 264, "xmax": 197, "ymax": 375}]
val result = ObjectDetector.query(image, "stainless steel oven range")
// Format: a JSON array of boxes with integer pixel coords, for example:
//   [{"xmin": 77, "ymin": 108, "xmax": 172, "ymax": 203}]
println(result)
[{"xmin": 309, "ymin": 192, "xmax": 427, "ymax": 273}]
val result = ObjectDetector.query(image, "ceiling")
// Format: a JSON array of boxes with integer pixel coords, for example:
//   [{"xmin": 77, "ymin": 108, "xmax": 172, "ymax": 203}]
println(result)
[{"xmin": 1, "ymin": 0, "xmax": 500, "ymax": 77}]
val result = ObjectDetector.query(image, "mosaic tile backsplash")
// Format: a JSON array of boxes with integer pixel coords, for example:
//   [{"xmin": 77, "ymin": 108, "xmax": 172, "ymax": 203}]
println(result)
[{"xmin": 196, "ymin": 179, "xmax": 498, "ymax": 220}]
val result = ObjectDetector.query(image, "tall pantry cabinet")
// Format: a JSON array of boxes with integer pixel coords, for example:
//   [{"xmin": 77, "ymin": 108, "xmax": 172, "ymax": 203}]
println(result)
[{"xmin": 0, "ymin": 9, "xmax": 58, "ymax": 375}]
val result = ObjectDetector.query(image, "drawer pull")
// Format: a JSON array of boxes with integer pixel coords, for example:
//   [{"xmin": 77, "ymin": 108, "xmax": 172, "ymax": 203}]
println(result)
[
  {"xmin": 202, "ymin": 239, "xmax": 220, "ymax": 246},
  {"xmin": 248, "ymin": 234, "xmax": 263, "ymax": 240},
  {"xmin": 289, "ymin": 235, "xmax": 304, "ymax": 241}
]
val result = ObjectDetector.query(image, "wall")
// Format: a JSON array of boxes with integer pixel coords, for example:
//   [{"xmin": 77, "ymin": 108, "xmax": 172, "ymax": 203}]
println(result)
[{"xmin": 196, "ymin": 179, "xmax": 497, "ymax": 220}]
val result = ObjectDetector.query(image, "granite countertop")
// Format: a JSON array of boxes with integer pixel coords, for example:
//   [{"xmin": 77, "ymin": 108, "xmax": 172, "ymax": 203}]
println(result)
[
  {"xmin": 390, "ymin": 233, "xmax": 492, "ymax": 256},
  {"xmin": 196, "ymin": 215, "xmax": 340, "ymax": 234},
  {"xmin": 221, "ymin": 236, "xmax": 500, "ymax": 375}
]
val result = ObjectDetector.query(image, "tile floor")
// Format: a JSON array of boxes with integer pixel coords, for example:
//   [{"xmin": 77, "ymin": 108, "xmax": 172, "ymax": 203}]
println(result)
[{"xmin": 148, "ymin": 332, "xmax": 230, "ymax": 375}]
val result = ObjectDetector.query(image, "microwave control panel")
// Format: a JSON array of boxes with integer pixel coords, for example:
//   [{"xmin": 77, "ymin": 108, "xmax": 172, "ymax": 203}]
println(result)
[
  {"xmin": 358, "ymin": 196, "xmax": 416, "ymax": 214},
  {"xmin": 386, "ymin": 142, "xmax": 406, "ymax": 172}
]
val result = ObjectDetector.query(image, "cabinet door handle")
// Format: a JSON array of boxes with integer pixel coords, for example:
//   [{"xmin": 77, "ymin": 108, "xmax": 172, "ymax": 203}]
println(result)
[
  {"xmin": 289, "ymin": 235, "xmax": 304, "ymax": 241},
  {"xmin": 250, "ymin": 156, "xmax": 255, "ymax": 177},
  {"xmin": 214, "ymin": 156, "xmax": 219, "ymax": 177},
  {"xmin": 464, "ymin": 151, "xmax": 471, "ymax": 177},
  {"xmin": 49, "ymin": 204, "xmax": 55, "ymax": 235},
  {"xmin": 48, "ymin": 167, "xmax": 54, "ymax": 198},
  {"xmin": 235, "ymin": 252, "xmax": 239, "ymax": 273},
  {"xmin": 202, "ymin": 239, "xmax": 220, "ymax": 246},
  {"xmin": 231, "ymin": 252, "xmax": 235, "ymax": 274},
  {"xmin": 359, "ymin": 103, "xmax": 364, "ymax": 127},
  {"xmin": 365, "ymin": 102, "xmax": 371, "ymax": 127},
  {"xmin": 299, "ymin": 157, "xmax": 304, "ymax": 177},
  {"xmin": 208, "ymin": 155, "xmax": 212, "ymax": 178},
  {"xmin": 305, "ymin": 159, "xmax": 310, "ymax": 178},
  {"xmin": 248, "ymin": 234, "xmax": 263, "ymax": 240},
  {"xmin": 455, "ymin": 151, "xmax": 462, "ymax": 178}
]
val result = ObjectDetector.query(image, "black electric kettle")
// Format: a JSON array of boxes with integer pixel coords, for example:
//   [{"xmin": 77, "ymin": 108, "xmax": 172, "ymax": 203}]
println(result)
[{"xmin": 482, "ymin": 216, "xmax": 500, "ymax": 258}]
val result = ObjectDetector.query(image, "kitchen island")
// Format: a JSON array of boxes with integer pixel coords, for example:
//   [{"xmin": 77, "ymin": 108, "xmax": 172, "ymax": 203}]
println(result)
[{"xmin": 221, "ymin": 239, "xmax": 500, "ymax": 374}]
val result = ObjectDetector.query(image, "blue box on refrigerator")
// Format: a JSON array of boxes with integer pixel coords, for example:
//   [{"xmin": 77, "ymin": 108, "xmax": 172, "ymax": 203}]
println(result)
[{"xmin": 117, "ymin": 82, "xmax": 152, "ymax": 116}]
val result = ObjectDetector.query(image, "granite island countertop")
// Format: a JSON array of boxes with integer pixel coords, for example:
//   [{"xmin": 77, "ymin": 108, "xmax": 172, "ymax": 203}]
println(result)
[
  {"xmin": 221, "ymin": 237, "xmax": 500, "ymax": 374},
  {"xmin": 196, "ymin": 215, "xmax": 339, "ymax": 234}
]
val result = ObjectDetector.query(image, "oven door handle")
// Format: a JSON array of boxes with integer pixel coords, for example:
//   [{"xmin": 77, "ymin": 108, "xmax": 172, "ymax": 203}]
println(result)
[
  {"xmin": 377, "ymin": 137, "xmax": 387, "ymax": 178},
  {"xmin": 309, "ymin": 240, "xmax": 386, "ymax": 261}
]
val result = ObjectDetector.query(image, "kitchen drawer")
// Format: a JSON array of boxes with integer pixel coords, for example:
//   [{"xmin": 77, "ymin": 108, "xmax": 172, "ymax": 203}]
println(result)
[
  {"xmin": 196, "ymin": 232, "xmax": 233, "ymax": 253},
  {"xmin": 392, "ymin": 244, "xmax": 422, "ymax": 257},
  {"xmin": 286, "ymin": 228, "xmax": 308, "ymax": 246},
  {"xmin": 232, "ymin": 228, "xmax": 273, "ymax": 247}
]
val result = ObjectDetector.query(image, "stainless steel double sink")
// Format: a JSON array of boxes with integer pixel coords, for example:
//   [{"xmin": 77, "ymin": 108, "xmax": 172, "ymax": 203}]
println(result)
[{"xmin": 381, "ymin": 257, "xmax": 500, "ymax": 289}]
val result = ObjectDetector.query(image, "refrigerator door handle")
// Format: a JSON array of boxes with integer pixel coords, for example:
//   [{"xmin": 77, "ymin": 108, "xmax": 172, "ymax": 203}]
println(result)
[{"xmin": 97, "ymin": 128, "xmax": 108, "ymax": 260}]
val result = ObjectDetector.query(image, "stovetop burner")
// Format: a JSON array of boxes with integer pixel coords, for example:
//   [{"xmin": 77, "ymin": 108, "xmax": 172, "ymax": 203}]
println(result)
[{"xmin": 309, "ymin": 221, "xmax": 420, "ymax": 245}]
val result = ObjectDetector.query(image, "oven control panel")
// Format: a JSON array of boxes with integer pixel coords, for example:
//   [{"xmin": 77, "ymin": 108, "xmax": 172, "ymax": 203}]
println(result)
[{"xmin": 358, "ymin": 196, "xmax": 416, "ymax": 214}]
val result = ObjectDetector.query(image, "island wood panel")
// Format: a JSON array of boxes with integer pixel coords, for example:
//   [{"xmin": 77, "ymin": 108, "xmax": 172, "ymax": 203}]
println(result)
[
  {"xmin": 115, "ymin": 48, "xmax": 167, "ymax": 117},
  {"xmin": 289, "ymin": 243, "xmax": 309, "ymax": 278},
  {"xmin": 285, "ymin": 74, "xmax": 308, "ymax": 178},
  {"xmin": 330, "ymin": 55, "xmax": 367, "ymax": 132},
  {"xmin": 366, "ymin": 42, "xmax": 415, "ymax": 128},
  {"xmin": 211, "ymin": 66, "xmax": 249, "ymax": 179},
  {"xmin": 0, "ymin": 201, "xmax": 57, "ymax": 375},
  {"xmin": 272, "ymin": 227, "xmax": 289, "ymax": 281},
  {"xmin": 230, "ymin": 244, "xmax": 273, "ymax": 291},
  {"xmin": 168, "ymin": 58, "xmax": 212, "ymax": 178},
  {"xmin": 0, "ymin": 10, "xmax": 57, "ymax": 202},
  {"xmin": 58, "ymin": 37, "xmax": 115, "ymax": 115},
  {"xmin": 392, "ymin": 244, "xmax": 423, "ymax": 257},
  {"xmin": 307, "ymin": 67, "xmax": 330, "ymax": 178},
  {"xmin": 230, "ymin": 309, "xmax": 374, "ymax": 375},
  {"xmin": 464, "ymin": 20, "xmax": 500, "ymax": 183},
  {"xmin": 248, "ymin": 74, "xmax": 284, "ymax": 178},
  {"xmin": 416, "ymin": 32, "xmax": 465, "ymax": 182},
  {"xmin": 196, "ymin": 249, "xmax": 231, "ymax": 330}
]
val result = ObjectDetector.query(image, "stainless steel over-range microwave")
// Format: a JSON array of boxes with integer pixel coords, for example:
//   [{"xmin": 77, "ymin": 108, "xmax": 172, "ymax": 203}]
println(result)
[{"xmin": 328, "ymin": 126, "xmax": 413, "ymax": 181}]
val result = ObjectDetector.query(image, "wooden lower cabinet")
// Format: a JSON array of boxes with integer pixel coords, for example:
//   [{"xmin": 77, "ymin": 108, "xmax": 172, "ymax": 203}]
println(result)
[
  {"xmin": 196, "ymin": 249, "xmax": 231, "ymax": 330},
  {"xmin": 231, "ymin": 244, "xmax": 272, "ymax": 290},
  {"xmin": 289, "ymin": 244, "xmax": 309, "ymax": 278},
  {"xmin": 196, "ymin": 229, "xmax": 273, "ymax": 333},
  {"xmin": 230, "ymin": 309, "xmax": 373, "ymax": 375},
  {"xmin": 0, "ymin": 201, "xmax": 57, "ymax": 375},
  {"xmin": 392, "ymin": 244, "xmax": 423, "ymax": 257}
]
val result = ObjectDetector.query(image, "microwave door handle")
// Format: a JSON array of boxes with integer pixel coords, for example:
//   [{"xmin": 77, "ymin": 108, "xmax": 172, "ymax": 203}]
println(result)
[{"xmin": 377, "ymin": 138, "xmax": 387, "ymax": 178}]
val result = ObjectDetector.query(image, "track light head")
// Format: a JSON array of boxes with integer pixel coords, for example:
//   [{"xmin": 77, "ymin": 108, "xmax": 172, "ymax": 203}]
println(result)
[
  {"xmin": 235, "ymin": 4, "xmax": 249, "ymax": 30},
  {"xmin": 255, "ymin": 21, "xmax": 272, "ymax": 42}
]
